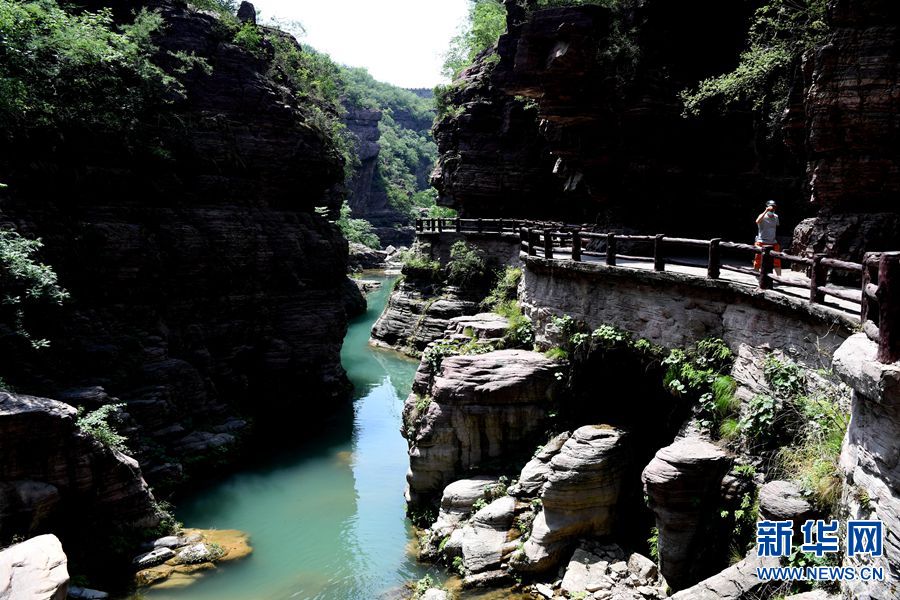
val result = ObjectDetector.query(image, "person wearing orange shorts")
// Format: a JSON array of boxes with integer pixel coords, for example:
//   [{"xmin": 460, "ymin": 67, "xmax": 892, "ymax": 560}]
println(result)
[{"xmin": 754, "ymin": 200, "xmax": 782, "ymax": 275}]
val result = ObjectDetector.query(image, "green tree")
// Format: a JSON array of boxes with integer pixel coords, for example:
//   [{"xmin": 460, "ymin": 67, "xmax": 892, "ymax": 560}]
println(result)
[
  {"xmin": 0, "ymin": 0, "xmax": 188, "ymax": 137},
  {"xmin": 336, "ymin": 202, "xmax": 381, "ymax": 249},
  {"xmin": 442, "ymin": 0, "xmax": 507, "ymax": 79}
]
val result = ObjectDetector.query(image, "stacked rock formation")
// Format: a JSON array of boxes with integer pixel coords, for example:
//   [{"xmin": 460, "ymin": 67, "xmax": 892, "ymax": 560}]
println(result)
[
  {"xmin": 402, "ymin": 349, "xmax": 558, "ymax": 504},
  {"xmin": 641, "ymin": 438, "xmax": 732, "ymax": 590}
]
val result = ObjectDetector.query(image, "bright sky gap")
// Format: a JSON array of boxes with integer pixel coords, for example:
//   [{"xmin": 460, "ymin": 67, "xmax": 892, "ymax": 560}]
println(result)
[{"xmin": 253, "ymin": 0, "xmax": 470, "ymax": 88}]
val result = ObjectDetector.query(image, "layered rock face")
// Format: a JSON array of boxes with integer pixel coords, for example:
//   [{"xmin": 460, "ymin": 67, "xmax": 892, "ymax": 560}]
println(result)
[
  {"xmin": 834, "ymin": 333, "xmax": 900, "ymax": 599},
  {"xmin": 0, "ymin": 393, "xmax": 158, "ymax": 557},
  {"xmin": 0, "ymin": 0, "xmax": 363, "ymax": 484},
  {"xmin": 515, "ymin": 426, "xmax": 629, "ymax": 573},
  {"xmin": 788, "ymin": 0, "xmax": 900, "ymax": 260},
  {"xmin": 641, "ymin": 438, "xmax": 732, "ymax": 590},
  {"xmin": 370, "ymin": 278, "xmax": 481, "ymax": 355},
  {"xmin": 402, "ymin": 349, "xmax": 559, "ymax": 504},
  {"xmin": 370, "ymin": 234, "xmax": 519, "ymax": 355},
  {"xmin": 342, "ymin": 104, "xmax": 414, "ymax": 247},
  {"xmin": 0, "ymin": 534, "xmax": 69, "ymax": 600},
  {"xmin": 431, "ymin": 57, "xmax": 560, "ymax": 218},
  {"xmin": 434, "ymin": 1, "xmax": 805, "ymax": 236}
]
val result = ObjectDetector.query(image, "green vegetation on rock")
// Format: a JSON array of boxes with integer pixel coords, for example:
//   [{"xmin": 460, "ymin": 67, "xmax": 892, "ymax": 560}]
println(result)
[
  {"xmin": 681, "ymin": 0, "xmax": 829, "ymax": 129},
  {"xmin": 0, "ymin": 0, "xmax": 188, "ymax": 138},
  {"xmin": 76, "ymin": 403, "xmax": 129, "ymax": 453},
  {"xmin": 442, "ymin": 0, "xmax": 507, "ymax": 79},
  {"xmin": 0, "ymin": 228, "xmax": 68, "ymax": 349},
  {"xmin": 447, "ymin": 240, "xmax": 491, "ymax": 288},
  {"xmin": 337, "ymin": 202, "xmax": 381, "ymax": 249},
  {"xmin": 481, "ymin": 266, "xmax": 522, "ymax": 310}
]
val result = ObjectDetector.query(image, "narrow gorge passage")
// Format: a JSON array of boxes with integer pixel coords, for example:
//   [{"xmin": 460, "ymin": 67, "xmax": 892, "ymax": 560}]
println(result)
[{"xmin": 131, "ymin": 275, "xmax": 434, "ymax": 600}]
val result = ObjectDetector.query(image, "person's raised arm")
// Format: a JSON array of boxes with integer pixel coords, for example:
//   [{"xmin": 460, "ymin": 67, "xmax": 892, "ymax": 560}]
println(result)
[{"xmin": 756, "ymin": 210, "xmax": 768, "ymax": 224}]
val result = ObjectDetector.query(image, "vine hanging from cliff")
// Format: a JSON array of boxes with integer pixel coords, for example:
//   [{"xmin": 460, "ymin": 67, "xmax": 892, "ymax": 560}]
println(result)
[
  {"xmin": 0, "ymin": 227, "xmax": 68, "ymax": 349},
  {"xmin": 680, "ymin": 0, "xmax": 829, "ymax": 130}
]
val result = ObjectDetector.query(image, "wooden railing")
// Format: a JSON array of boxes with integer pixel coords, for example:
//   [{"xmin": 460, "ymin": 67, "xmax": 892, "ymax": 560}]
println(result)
[
  {"xmin": 515, "ymin": 226, "xmax": 899, "ymax": 364},
  {"xmin": 415, "ymin": 217, "xmax": 525, "ymax": 234},
  {"xmin": 412, "ymin": 218, "xmax": 899, "ymax": 362}
]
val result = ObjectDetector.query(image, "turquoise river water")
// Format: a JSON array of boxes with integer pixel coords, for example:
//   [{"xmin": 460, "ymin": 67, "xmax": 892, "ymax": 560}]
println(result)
[{"xmin": 134, "ymin": 274, "xmax": 439, "ymax": 600}]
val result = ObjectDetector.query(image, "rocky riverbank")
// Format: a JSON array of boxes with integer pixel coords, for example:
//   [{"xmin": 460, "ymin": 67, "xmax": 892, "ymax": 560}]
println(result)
[{"xmin": 393, "ymin": 289, "xmax": 870, "ymax": 599}]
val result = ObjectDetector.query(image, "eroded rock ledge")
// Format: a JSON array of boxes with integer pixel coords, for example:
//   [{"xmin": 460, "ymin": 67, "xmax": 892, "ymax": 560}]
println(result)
[
  {"xmin": 402, "ymin": 349, "xmax": 559, "ymax": 505},
  {"xmin": 0, "ymin": 392, "xmax": 159, "ymax": 548}
]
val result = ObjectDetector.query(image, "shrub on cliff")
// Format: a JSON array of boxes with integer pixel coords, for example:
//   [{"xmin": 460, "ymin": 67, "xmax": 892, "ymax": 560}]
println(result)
[
  {"xmin": 681, "ymin": 0, "xmax": 829, "ymax": 129},
  {"xmin": 76, "ymin": 403, "xmax": 129, "ymax": 453},
  {"xmin": 0, "ymin": 228, "xmax": 68, "ymax": 349},
  {"xmin": 337, "ymin": 202, "xmax": 380, "ymax": 249},
  {"xmin": 447, "ymin": 240, "xmax": 491, "ymax": 289},
  {"xmin": 481, "ymin": 266, "xmax": 522, "ymax": 310},
  {"xmin": 442, "ymin": 0, "xmax": 507, "ymax": 79},
  {"xmin": 0, "ymin": 1, "xmax": 188, "ymax": 138}
]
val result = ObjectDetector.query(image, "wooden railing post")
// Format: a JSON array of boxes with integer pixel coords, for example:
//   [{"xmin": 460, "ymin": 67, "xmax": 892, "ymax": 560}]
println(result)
[
  {"xmin": 416, "ymin": 218, "xmax": 422, "ymax": 233},
  {"xmin": 606, "ymin": 233, "xmax": 617, "ymax": 266},
  {"xmin": 653, "ymin": 234, "xmax": 666, "ymax": 272},
  {"xmin": 810, "ymin": 253, "xmax": 827, "ymax": 304},
  {"xmin": 437, "ymin": 218, "xmax": 443, "ymax": 233},
  {"xmin": 528, "ymin": 228, "xmax": 538, "ymax": 257},
  {"xmin": 862, "ymin": 252, "xmax": 877, "ymax": 327},
  {"xmin": 477, "ymin": 218, "xmax": 483, "ymax": 233},
  {"xmin": 707, "ymin": 238, "xmax": 721, "ymax": 279},
  {"xmin": 543, "ymin": 229, "xmax": 554, "ymax": 259},
  {"xmin": 876, "ymin": 252, "xmax": 900, "ymax": 363},
  {"xmin": 759, "ymin": 247, "xmax": 774, "ymax": 290},
  {"xmin": 572, "ymin": 230, "xmax": 582, "ymax": 262},
  {"xmin": 498, "ymin": 218, "xmax": 504, "ymax": 233}
]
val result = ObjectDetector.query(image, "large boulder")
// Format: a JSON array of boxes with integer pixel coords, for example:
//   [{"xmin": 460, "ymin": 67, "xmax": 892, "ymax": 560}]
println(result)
[
  {"xmin": 0, "ymin": 393, "xmax": 159, "ymax": 546},
  {"xmin": 420, "ymin": 476, "xmax": 501, "ymax": 560},
  {"xmin": 458, "ymin": 496, "xmax": 518, "ymax": 585},
  {"xmin": 758, "ymin": 480, "xmax": 817, "ymax": 535},
  {"xmin": 642, "ymin": 437, "xmax": 732, "ymax": 590},
  {"xmin": 403, "ymin": 350, "xmax": 558, "ymax": 505},
  {"xmin": 514, "ymin": 426, "xmax": 628, "ymax": 573},
  {"xmin": 0, "ymin": 534, "xmax": 69, "ymax": 600}
]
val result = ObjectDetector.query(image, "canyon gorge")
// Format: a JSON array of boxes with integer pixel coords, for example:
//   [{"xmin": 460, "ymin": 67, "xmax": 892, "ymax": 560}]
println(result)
[{"xmin": 1, "ymin": 0, "xmax": 899, "ymax": 600}]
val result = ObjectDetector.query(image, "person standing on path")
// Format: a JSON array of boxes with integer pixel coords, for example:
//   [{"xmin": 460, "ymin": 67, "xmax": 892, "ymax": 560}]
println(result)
[{"xmin": 754, "ymin": 200, "xmax": 782, "ymax": 276}]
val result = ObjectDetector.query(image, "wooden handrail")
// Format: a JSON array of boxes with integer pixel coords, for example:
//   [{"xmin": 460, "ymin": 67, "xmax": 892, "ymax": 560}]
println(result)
[{"xmin": 415, "ymin": 220, "xmax": 898, "ymax": 361}]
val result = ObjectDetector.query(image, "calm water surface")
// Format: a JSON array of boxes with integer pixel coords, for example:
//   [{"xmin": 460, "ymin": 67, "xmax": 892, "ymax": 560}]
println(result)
[{"xmin": 135, "ymin": 274, "xmax": 438, "ymax": 600}]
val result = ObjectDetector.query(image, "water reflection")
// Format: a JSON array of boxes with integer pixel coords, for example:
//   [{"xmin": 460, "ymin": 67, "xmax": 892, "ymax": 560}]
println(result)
[{"xmin": 133, "ymin": 275, "xmax": 434, "ymax": 600}]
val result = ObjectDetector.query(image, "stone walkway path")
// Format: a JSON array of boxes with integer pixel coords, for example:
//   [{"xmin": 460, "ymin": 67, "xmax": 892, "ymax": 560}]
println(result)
[{"xmin": 533, "ymin": 247, "xmax": 862, "ymax": 320}]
